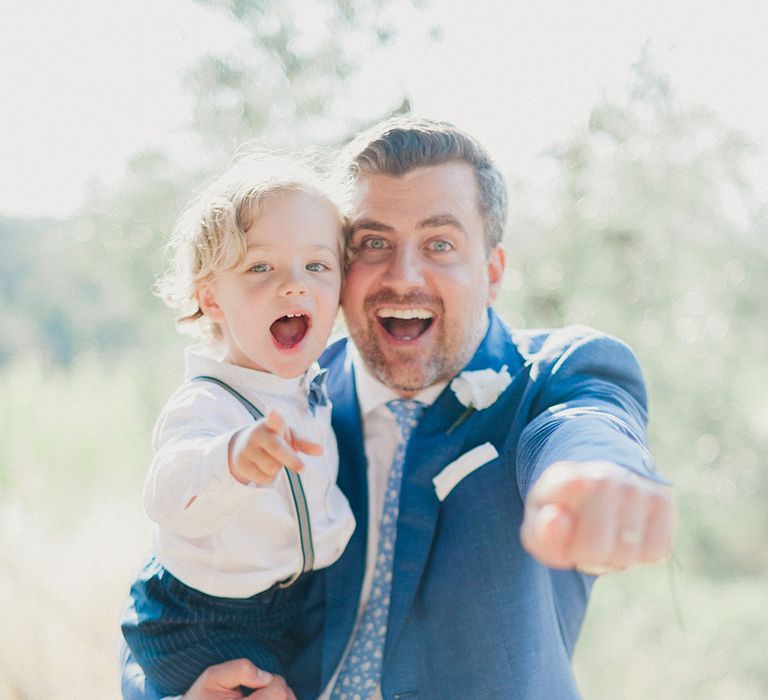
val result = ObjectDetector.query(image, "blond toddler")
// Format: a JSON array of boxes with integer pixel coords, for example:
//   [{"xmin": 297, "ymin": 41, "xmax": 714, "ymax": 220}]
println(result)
[{"xmin": 121, "ymin": 153, "xmax": 355, "ymax": 697}]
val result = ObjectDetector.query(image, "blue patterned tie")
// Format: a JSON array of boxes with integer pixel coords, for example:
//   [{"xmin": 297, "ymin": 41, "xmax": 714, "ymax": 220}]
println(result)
[{"xmin": 331, "ymin": 399, "xmax": 425, "ymax": 700}]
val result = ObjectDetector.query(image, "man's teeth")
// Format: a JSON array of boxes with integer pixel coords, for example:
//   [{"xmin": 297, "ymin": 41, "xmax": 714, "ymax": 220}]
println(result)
[{"xmin": 376, "ymin": 308, "xmax": 434, "ymax": 319}]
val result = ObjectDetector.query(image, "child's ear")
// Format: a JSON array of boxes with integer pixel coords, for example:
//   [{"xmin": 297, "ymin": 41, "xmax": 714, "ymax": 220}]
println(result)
[{"xmin": 197, "ymin": 281, "xmax": 224, "ymax": 321}]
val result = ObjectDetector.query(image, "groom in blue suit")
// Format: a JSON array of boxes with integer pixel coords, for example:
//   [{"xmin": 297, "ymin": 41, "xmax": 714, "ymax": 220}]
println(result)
[{"xmin": 122, "ymin": 118, "xmax": 673, "ymax": 699}]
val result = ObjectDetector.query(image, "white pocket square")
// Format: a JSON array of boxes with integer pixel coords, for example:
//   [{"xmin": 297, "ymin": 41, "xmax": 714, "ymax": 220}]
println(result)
[{"xmin": 433, "ymin": 442, "xmax": 499, "ymax": 501}]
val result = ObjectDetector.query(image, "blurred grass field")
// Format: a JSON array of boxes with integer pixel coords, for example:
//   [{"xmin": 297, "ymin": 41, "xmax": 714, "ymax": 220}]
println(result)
[
  {"xmin": 1, "ymin": 357, "xmax": 766, "ymax": 699},
  {"xmin": 0, "ymin": 357, "xmax": 170, "ymax": 699}
]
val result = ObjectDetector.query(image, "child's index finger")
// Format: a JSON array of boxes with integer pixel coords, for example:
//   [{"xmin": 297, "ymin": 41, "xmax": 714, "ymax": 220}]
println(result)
[
  {"xmin": 290, "ymin": 436, "xmax": 324, "ymax": 456},
  {"xmin": 260, "ymin": 430, "xmax": 305, "ymax": 474},
  {"xmin": 263, "ymin": 410, "xmax": 286, "ymax": 435}
]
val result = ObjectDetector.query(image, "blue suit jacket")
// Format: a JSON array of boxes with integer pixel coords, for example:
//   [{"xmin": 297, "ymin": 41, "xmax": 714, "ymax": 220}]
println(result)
[
  {"xmin": 122, "ymin": 310, "xmax": 657, "ymax": 699},
  {"xmin": 287, "ymin": 310, "xmax": 658, "ymax": 699}
]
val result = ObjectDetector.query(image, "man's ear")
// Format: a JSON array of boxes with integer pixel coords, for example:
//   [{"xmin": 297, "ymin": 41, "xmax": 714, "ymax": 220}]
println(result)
[
  {"xmin": 486, "ymin": 244, "xmax": 506, "ymax": 305},
  {"xmin": 197, "ymin": 280, "xmax": 224, "ymax": 322}
]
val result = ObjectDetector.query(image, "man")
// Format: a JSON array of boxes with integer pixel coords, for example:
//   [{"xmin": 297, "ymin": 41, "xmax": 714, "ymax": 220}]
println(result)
[{"xmin": 122, "ymin": 117, "xmax": 673, "ymax": 699}]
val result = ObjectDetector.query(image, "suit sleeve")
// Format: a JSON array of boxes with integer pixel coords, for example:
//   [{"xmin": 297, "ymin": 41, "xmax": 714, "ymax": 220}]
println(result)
[{"xmin": 516, "ymin": 329, "xmax": 667, "ymax": 500}]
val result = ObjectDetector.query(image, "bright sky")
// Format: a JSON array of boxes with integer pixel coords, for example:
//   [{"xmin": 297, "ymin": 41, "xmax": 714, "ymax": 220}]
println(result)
[{"xmin": 2, "ymin": 0, "xmax": 767, "ymax": 218}]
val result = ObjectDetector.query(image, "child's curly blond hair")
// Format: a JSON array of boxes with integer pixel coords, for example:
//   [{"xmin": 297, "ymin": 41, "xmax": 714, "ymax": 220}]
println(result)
[{"xmin": 155, "ymin": 150, "xmax": 343, "ymax": 338}]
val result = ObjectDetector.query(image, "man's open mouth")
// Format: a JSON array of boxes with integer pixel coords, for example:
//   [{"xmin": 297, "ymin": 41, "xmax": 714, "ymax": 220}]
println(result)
[
  {"xmin": 376, "ymin": 307, "xmax": 434, "ymax": 341},
  {"xmin": 270, "ymin": 313, "xmax": 310, "ymax": 348}
]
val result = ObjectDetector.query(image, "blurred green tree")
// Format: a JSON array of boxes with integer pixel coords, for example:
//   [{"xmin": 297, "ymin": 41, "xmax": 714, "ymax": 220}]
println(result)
[
  {"xmin": 498, "ymin": 50, "xmax": 768, "ymax": 576},
  {"xmin": 186, "ymin": 0, "xmax": 419, "ymax": 155},
  {"xmin": 0, "ymin": 0, "xmax": 424, "ymax": 368}
]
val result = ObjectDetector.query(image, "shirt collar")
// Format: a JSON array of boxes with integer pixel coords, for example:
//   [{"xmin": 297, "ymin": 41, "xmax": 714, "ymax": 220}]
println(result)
[
  {"xmin": 185, "ymin": 343, "xmax": 317, "ymax": 396},
  {"xmin": 349, "ymin": 343, "xmax": 447, "ymax": 416}
]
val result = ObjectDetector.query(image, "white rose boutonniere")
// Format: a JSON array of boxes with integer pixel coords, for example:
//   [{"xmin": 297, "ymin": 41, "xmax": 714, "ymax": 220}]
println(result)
[{"xmin": 447, "ymin": 365, "xmax": 512, "ymax": 434}]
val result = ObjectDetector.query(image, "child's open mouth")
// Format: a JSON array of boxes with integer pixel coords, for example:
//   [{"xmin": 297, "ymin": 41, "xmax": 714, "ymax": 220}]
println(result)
[{"xmin": 270, "ymin": 313, "xmax": 310, "ymax": 348}]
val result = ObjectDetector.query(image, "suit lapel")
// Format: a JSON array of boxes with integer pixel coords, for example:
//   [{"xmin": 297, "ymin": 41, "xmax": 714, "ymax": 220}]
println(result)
[
  {"xmin": 320, "ymin": 342, "xmax": 369, "ymax": 687},
  {"xmin": 383, "ymin": 386, "xmax": 470, "ymax": 659},
  {"xmin": 319, "ymin": 313, "xmax": 526, "ymax": 679},
  {"xmin": 383, "ymin": 310, "xmax": 525, "ymax": 660}
]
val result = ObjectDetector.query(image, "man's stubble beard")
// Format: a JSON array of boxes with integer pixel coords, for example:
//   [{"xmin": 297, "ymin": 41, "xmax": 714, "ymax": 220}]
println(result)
[{"xmin": 347, "ymin": 310, "xmax": 488, "ymax": 395}]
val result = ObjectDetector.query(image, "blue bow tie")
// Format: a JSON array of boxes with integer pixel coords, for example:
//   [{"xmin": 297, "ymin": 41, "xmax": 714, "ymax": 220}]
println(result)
[{"xmin": 307, "ymin": 369, "xmax": 329, "ymax": 415}]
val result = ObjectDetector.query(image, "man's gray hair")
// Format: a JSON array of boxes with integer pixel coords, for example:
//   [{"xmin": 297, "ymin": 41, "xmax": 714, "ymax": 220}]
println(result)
[{"xmin": 338, "ymin": 116, "xmax": 508, "ymax": 251}]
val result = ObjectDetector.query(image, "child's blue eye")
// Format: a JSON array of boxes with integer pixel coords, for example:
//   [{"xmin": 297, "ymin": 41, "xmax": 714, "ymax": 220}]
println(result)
[
  {"xmin": 249, "ymin": 262, "xmax": 271, "ymax": 273},
  {"xmin": 306, "ymin": 262, "xmax": 328, "ymax": 272}
]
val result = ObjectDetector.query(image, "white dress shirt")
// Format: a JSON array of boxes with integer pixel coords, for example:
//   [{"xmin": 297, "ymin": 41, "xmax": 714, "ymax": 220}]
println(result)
[
  {"xmin": 144, "ymin": 344, "xmax": 355, "ymax": 598},
  {"xmin": 320, "ymin": 343, "xmax": 446, "ymax": 699}
]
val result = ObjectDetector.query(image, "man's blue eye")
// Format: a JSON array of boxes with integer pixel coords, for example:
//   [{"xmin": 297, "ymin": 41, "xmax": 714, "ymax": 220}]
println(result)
[
  {"xmin": 363, "ymin": 237, "xmax": 387, "ymax": 249},
  {"xmin": 430, "ymin": 240, "xmax": 452, "ymax": 252},
  {"xmin": 249, "ymin": 262, "xmax": 271, "ymax": 273}
]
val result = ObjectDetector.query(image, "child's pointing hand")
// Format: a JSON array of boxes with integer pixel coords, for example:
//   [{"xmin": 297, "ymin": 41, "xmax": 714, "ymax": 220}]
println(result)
[{"xmin": 228, "ymin": 411, "xmax": 323, "ymax": 486}]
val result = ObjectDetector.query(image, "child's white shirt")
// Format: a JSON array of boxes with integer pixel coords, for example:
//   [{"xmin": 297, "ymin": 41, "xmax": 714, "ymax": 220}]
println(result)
[{"xmin": 143, "ymin": 344, "xmax": 355, "ymax": 598}]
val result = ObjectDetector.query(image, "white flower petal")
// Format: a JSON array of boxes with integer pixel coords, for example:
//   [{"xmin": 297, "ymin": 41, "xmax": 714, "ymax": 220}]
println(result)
[{"xmin": 450, "ymin": 365, "xmax": 512, "ymax": 410}]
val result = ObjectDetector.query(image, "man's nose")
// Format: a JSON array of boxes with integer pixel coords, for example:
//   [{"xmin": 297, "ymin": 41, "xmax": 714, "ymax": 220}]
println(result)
[{"xmin": 383, "ymin": 245, "xmax": 425, "ymax": 289}]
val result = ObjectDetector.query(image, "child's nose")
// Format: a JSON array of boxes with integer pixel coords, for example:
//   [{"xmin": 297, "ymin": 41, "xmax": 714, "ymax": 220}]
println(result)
[{"xmin": 278, "ymin": 269, "xmax": 308, "ymax": 296}]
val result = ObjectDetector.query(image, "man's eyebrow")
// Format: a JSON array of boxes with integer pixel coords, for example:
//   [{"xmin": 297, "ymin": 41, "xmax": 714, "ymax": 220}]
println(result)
[
  {"xmin": 350, "ymin": 219, "xmax": 394, "ymax": 234},
  {"xmin": 418, "ymin": 214, "xmax": 466, "ymax": 234},
  {"xmin": 351, "ymin": 214, "xmax": 466, "ymax": 235}
]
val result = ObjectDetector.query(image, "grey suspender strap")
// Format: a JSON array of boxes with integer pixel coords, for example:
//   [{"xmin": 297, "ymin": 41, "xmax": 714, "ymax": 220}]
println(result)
[{"xmin": 191, "ymin": 375, "xmax": 315, "ymax": 586}]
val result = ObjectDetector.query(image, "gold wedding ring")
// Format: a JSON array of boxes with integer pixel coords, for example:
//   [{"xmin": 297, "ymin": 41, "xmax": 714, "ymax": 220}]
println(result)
[
  {"xmin": 575, "ymin": 564, "xmax": 615, "ymax": 576},
  {"xmin": 620, "ymin": 529, "xmax": 642, "ymax": 544}
]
